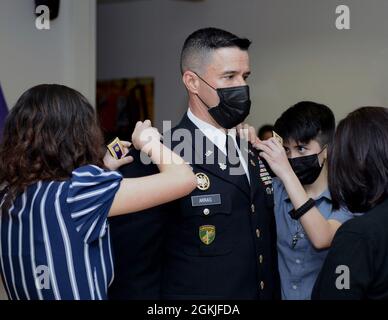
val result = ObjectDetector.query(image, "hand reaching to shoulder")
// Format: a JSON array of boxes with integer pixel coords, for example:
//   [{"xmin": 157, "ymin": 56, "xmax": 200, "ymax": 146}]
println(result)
[
  {"xmin": 103, "ymin": 119, "xmax": 161, "ymax": 171},
  {"xmin": 131, "ymin": 120, "xmax": 162, "ymax": 155},
  {"xmin": 236, "ymin": 123, "xmax": 293, "ymax": 180}
]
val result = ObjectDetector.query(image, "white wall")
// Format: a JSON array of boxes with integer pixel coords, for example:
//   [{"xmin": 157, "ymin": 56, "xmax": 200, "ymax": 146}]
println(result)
[
  {"xmin": 0, "ymin": 0, "xmax": 97, "ymax": 300},
  {"xmin": 0, "ymin": 0, "xmax": 96, "ymax": 108},
  {"xmin": 97, "ymin": 0, "xmax": 388, "ymax": 129}
]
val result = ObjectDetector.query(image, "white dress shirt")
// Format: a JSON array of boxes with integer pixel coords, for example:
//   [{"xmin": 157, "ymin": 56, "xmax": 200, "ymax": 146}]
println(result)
[{"xmin": 187, "ymin": 108, "xmax": 250, "ymax": 183}]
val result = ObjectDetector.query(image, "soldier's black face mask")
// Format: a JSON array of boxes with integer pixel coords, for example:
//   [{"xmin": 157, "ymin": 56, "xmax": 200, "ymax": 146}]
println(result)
[
  {"xmin": 194, "ymin": 73, "xmax": 251, "ymax": 129},
  {"xmin": 288, "ymin": 147, "xmax": 327, "ymax": 185}
]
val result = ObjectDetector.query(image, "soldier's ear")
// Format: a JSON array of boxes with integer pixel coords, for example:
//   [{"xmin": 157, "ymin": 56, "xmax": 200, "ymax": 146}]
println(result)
[{"xmin": 182, "ymin": 71, "xmax": 200, "ymax": 94}]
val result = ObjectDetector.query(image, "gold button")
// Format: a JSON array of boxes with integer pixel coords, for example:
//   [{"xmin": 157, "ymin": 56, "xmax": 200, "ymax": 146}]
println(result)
[
  {"xmin": 203, "ymin": 208, "xmax": 210, "ymax": 216},
  {"xmin": 256, "ymin": 228, "xmax": 260, "ymax": 238},
  {"xmin": 251, "ymin": 204, "xmax": 255, "ymax": 213},
  {"xmin": 259, "ymin": 255, "xmax": 263, "ymax": 264},
  {"xmin": 260, "ymin": 281, "xmax": 265, "ymax": 290}
]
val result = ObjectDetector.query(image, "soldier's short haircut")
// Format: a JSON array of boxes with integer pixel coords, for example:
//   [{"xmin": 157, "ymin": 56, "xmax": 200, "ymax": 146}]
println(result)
[{"xmin": 180, "ymin": 27, "xmax": 251, "ymax": 75}]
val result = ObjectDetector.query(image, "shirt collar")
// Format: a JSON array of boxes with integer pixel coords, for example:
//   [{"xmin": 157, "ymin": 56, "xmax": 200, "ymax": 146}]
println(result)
[{"xmin": 187, "ymin": 108, "xmax": 237, "ymax": 155}]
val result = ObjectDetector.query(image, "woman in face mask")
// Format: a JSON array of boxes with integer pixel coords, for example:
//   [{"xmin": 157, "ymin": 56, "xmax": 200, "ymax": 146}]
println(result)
[{"xmin": 245, "ymin": 101, "xmax": 356, "ymax": 300}]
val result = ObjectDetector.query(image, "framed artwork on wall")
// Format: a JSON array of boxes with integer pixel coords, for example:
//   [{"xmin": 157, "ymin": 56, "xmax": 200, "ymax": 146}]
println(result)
[{"xmin": 96, "ymin": 77, "xmax": 154, "ymax": 142}]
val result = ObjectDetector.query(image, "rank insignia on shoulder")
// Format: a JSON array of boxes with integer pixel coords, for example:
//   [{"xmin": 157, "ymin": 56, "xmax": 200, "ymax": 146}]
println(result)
[
  {"xmin": 272, "ymin": 130, "xmax": 283, "ymax": 145},
  {"xmin": 199, "ymin": 225, "xmax": 216, "ymax": 245},
  {"xmin": 195, "ymin": 172, "xmax": 210, "ymax": 191},
  {"xmin": 107, "ymin": 137, "xmax": 124, "ymax": 159},
  {"xmin": 266, "ymin": 187, "xmax": 273, "ymax": 195}
]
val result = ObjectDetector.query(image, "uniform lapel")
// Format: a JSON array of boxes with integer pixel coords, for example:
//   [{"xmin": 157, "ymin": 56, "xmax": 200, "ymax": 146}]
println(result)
[
  {"xmin": 244, "ymin": 141, "xmax": 273, "ymax": 198},
  {"xmin": 170, "ymin": 115, "xmax": 251, "ymax": 198}
]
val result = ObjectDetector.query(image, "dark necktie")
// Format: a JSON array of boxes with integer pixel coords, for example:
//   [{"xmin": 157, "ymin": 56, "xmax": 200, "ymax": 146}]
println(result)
[{"xmin": 226, "ymin": 134, "xmax": 241, "ymax": 168}]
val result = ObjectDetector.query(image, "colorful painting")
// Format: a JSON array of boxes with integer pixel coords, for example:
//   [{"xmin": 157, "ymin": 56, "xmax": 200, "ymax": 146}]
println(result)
[{"xmin": 96, "ymin": 78, "xmax": 154, "ymax": 142}]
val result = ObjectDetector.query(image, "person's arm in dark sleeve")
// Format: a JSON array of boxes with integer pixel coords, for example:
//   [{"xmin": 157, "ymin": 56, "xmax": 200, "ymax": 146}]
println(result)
[
  {"xmin": 108, "ymin": 147, "xmax": 171, "ymax": 300},
  {"xmin": 312, "ymin": 226, "xmax": 374, "ymax": 300}
]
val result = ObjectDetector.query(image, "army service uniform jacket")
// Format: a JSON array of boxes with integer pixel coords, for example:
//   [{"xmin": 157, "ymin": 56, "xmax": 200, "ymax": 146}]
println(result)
[{"xmin": 161, "ymin": 114, "xmax": 280, "ymax": 300}]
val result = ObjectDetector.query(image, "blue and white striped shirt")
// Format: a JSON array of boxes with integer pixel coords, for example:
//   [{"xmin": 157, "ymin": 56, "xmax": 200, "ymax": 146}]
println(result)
[{"xmin": 0, "ymin": 165, "xmax": 122, "ymax": 300}]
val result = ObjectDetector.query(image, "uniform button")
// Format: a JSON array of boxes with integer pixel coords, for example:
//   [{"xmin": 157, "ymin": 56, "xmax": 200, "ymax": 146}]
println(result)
[
  {"xmin": 259, "ymin": 255, "xmax": 263, "ymax": 264},
  {"xmin": 260, "ymin": 281, "xmax": 265, "ymax": 290},
  {"xmin": 251, "ymin": 204, "xmax": 255, "ymax": 213},
  {"xmin": 300, "ymin": 233, "xmax": 305, "ymax": 238},
  {"xmin": 292, "ymin": 285, "xmax": 298, "ymax": 290},
  {"xmin": 296, "ymin": 259, "xmax": 301, "ymax": 264},
  {"xmin": 203, "ymin": 208, "xmax": 210, "ymax": 216},
  {"xmin": 256, "ymin": 228, "xmax": 261, "ymax": 238}
]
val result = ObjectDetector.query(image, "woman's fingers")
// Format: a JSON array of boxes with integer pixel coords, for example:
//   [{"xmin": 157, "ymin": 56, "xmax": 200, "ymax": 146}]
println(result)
[
  {"xmin": 260, "ymin": 138, "xmax": 285, "ymax": 155},
  {"xmin": 117, "ymin": 155, "xmax": 134, "ymax": 166},
  {"xmin": 143, "ymin": 119, "xmax": 151, "ymax": 128},
  {"xmin": 258, "ymin": 150, "xmax": 270, "ymax": 163},
  {"xmin": 269, "ymin": 136, "xmax": 283, "ymax": 149},
  {"xmin": 132, "ymin": 120, "xmax": 156, "ymax": 150},
  {"xmin": 257, "ymin": 140, "xmax": 276, "ymax": 153},
  {"xmin": 121, "ymin": 140, "xmax": 131, "ymax": 147},
  {"xmin": 256, "ymin": 142, "xmax": 274, "ymax": 157},
  {"xmin": 103, "ymin": 150, "xmax": 134, "ymax": 170},
  {"xmin": 120, "ymin": 141, "xmax": 131, "ymax": 153},
  {"xmin": 266, "ymin": 138, "xmax": 283, "ymax": 152}
]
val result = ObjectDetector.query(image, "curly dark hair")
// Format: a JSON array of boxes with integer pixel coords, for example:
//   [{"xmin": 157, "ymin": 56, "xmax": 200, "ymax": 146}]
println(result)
[{"xmin": 0, "ymin": 84, "xmax": 106, "ymax": 211}]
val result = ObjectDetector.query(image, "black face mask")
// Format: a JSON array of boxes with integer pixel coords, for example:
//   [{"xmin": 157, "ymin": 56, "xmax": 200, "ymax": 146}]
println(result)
[
  {"xmin": 195, "ymin": 73, "xmax": 251, "ymax": 129},
  {"xmin": 289, "ymin": 148, "xmax": 326, "ymax": 185}
]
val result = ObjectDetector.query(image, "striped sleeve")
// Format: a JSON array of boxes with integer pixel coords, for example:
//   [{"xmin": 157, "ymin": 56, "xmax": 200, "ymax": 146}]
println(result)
[{"xmin": 66, "ymin": 165, "xmax": 122, "ymax": 244}]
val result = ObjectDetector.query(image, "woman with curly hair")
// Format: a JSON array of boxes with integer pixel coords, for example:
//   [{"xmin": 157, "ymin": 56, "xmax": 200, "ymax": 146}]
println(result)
[{"xmin": 0, "ymin": 84, "xmax": 196, "ymax": 300}]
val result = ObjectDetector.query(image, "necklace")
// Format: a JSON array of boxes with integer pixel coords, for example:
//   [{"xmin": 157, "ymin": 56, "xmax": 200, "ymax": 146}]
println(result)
[{"xmin": 291, "ymin": 221, "xmax": 303, "ymax": 249}]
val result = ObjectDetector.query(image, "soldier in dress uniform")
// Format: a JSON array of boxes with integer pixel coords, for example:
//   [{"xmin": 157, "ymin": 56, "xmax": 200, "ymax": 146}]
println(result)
[
  {"xmin": 108, "ymin": 27, "xmax": 280, "ymax": 300},
  {"xmin": 161, "ymin": 27, "xmax": 280, "ymax": 299}
]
